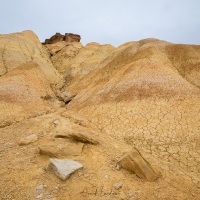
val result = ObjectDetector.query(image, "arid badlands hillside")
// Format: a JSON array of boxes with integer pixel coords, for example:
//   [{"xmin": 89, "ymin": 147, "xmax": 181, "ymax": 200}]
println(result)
[{"xmin": 0, "ymin": 31, "xmax": 200, "ymax": 200}]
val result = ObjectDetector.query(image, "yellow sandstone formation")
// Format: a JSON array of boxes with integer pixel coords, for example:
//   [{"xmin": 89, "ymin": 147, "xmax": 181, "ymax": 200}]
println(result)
[{"xmin": 0, "ymin": 31, "xmax": 200, "ymax": 199}]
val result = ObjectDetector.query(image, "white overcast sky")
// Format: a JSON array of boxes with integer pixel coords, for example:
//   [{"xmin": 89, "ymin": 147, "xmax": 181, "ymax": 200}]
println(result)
[{"xmin": 0, "ymin": 0, "xmax": 199, "ymax": 46}]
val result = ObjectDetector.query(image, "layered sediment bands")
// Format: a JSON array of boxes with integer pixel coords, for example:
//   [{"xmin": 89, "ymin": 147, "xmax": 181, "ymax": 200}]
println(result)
[
  {"xmin": 64, "ymin": 39, "xmax": 200, "ymax": 179},
  {"xmin": 0, "ymin": 62, "xmax": 59, "ymax": 127},
  {"xmin": 0, "ymin": 30, "xmax": 63, "ymax": 127},
  {"xmin": 165, "ymin": 44, "xmax": 200, "ymax": 88},
  {"xmin": 0, "ymin": 30, "xmax": 63, "ymax": 89}
]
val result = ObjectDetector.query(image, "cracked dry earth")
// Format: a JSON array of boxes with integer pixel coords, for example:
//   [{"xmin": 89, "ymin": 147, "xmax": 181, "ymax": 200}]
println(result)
[{"xmin": 0, "ymin": 31, "xmax": 200, "ymax": 200}]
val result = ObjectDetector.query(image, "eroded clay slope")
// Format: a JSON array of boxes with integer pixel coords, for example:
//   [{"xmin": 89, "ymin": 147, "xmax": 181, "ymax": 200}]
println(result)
[
  {"xmin": 166, "ymin": 44, "xmax": 200, "ymax": 88},
  {"xmin": 0, "ymin": 33, "xmax": 200, "ymax": 199},
  {"xmin": 0, "ymin": 30, "xmax": 63, "ymax": 89},
  {"xmin": 0, "ymin": 62, "xmax": 60, "ymax": 128},
  {"xmin": 46, "ymin": 41, "xmax": 115, "ymax": 82},
  {"xmin": 65, "ymin": 38, "xmax": 200, "ymax": 181}
]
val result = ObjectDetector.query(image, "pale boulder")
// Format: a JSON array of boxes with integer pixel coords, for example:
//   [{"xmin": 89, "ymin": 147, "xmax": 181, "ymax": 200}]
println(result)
[{"xmin": 49, "ymin": 158, "xmax": 83, "ymax": 180}]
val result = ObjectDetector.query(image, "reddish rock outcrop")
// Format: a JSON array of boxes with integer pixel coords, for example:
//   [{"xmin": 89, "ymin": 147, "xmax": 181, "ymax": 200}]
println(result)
[
  {"xmin": 44, "ymin": 33, "xmax": 81, "ymax": 44},
  {"xmin": 44, "ymin": 33, "xmax": 64, "ymax": 44},
  {"xmin": 65, "ymin": 33, "xmax": 81, "ymax": 43}
]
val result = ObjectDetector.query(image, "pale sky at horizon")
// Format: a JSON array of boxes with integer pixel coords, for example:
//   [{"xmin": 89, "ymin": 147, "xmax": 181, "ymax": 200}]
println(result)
[{"xmin": 0, "ymin": 0, "xmax": 199, "ymax": 46}]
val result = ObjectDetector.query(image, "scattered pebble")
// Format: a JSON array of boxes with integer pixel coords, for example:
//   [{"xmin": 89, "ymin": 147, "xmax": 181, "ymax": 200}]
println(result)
[
  {"xmin": 36, "ymin": 194, "xmax": 43, "ymax": 199},
  {"xmin": 55, "ymin": 185, "xmax": 60, "ymax": 190},
  {"xmin": 53, "ymin": 120, "xmax": 59, "ymax": 125},
  {"xmin": 116, "ymin": 164, "xmax": 121, "ymax": 170},
  {"xmin": 19, "ymin": 134, "xmax": 38, "ymax": 145},
  {"xmin": 113, "ymin": 182, "xmax": 123, "ymax": 190},
  {"xmin": 84, "ymin": 174, "xmax": 89, "ymax": 178},
  {"xmin": 36, "ymin": 184, "xmax": 46, "ymax": 190}
]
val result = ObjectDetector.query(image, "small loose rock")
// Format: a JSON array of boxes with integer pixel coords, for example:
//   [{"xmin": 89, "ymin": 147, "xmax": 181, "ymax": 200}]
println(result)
[
  {"xmin": 19, "ymin": 134, "xmax": 38, "ymax": 145},
  {"xmin": 113, "ymin": 182, "xmax": 123, "ymax": 190},
  {"xmin": 36, "ymin": 194, "xmax": 43, "ymax": 199},
  {"xmin": 36, "ymin": 184, "xmax": 46, "ymax": 190},
  {"xmin": 53, "ymin": 120, "xmax": 59, "ymax": 125},
  {"xmin": 116, "ymin": 164, "xmax": 121, "ymax": 170}
]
